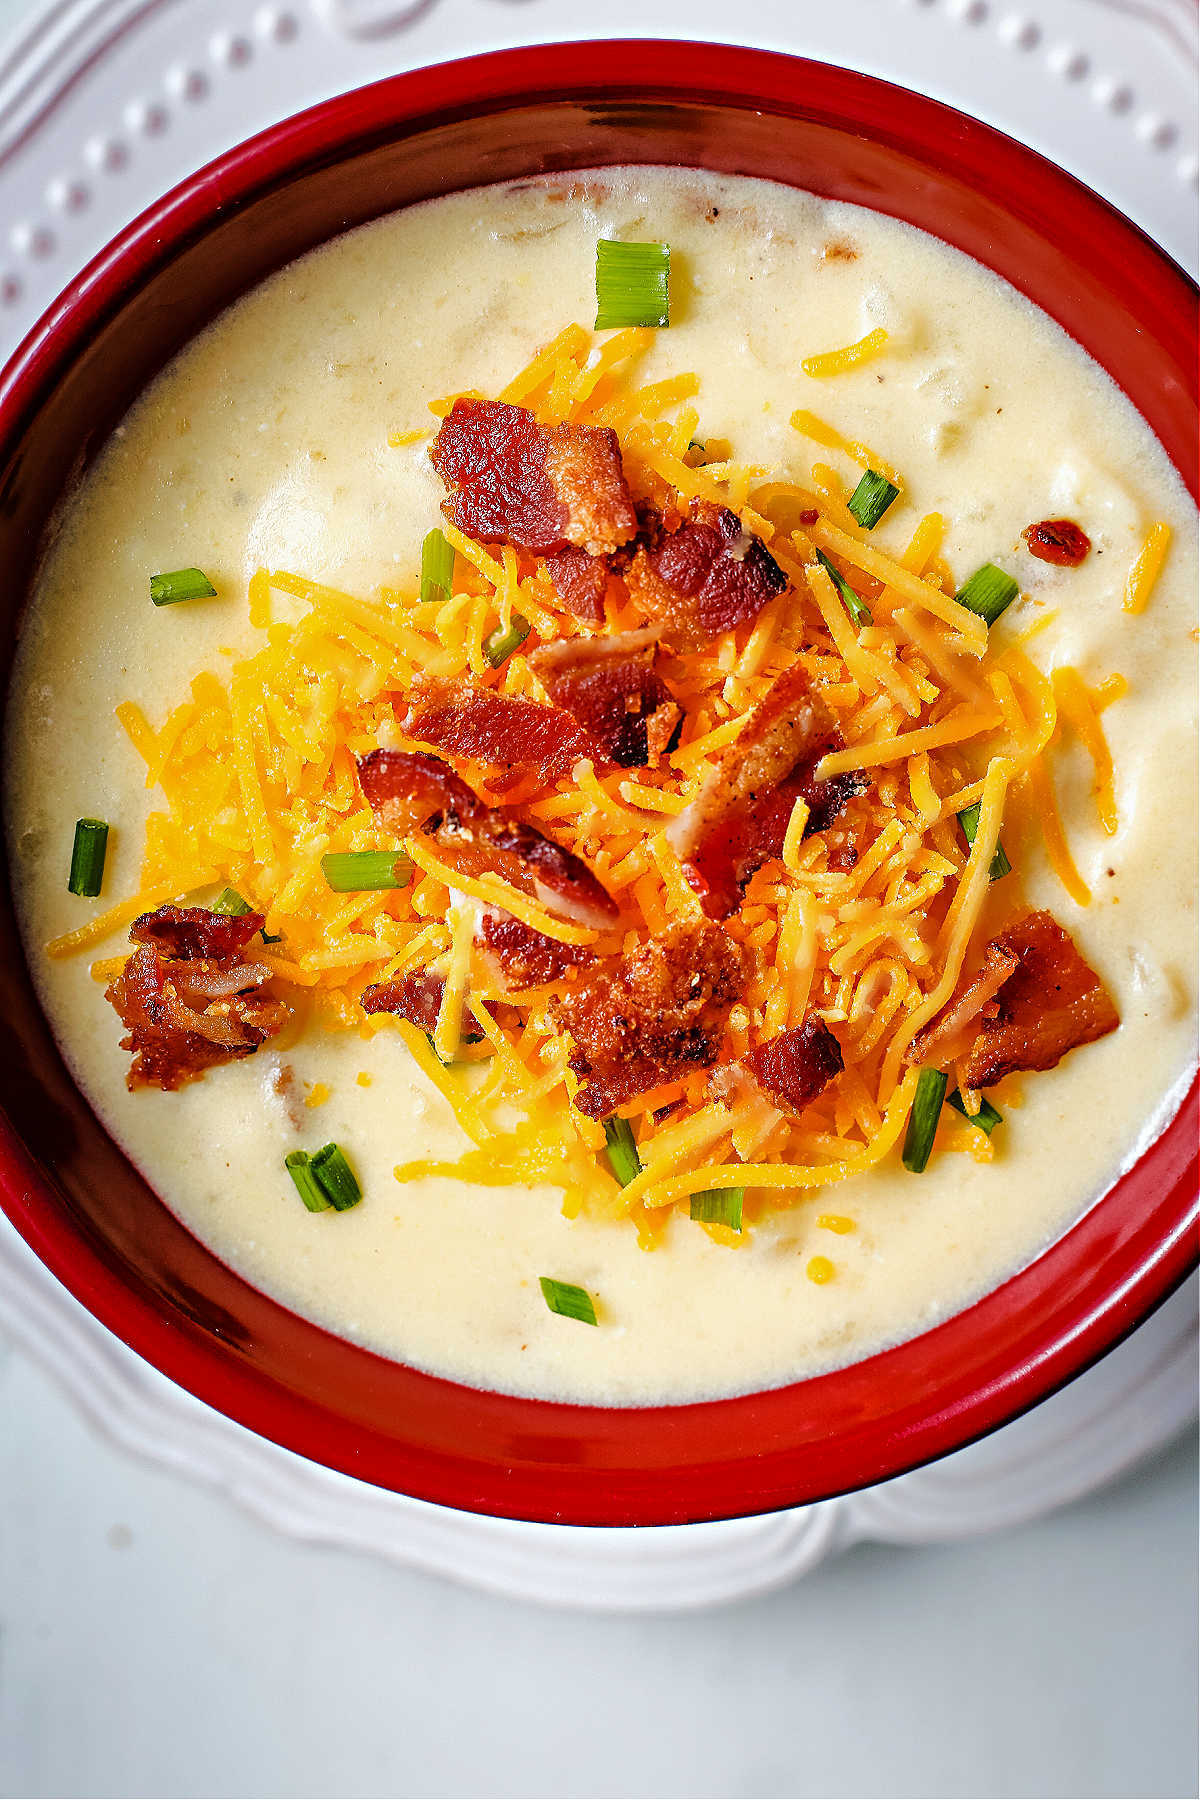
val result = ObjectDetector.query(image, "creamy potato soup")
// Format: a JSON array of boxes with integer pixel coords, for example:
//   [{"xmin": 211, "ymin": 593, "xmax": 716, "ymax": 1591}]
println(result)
[{"xmin": 5, "ymin": 169, "xmax": 1196, "ymax": 1403}]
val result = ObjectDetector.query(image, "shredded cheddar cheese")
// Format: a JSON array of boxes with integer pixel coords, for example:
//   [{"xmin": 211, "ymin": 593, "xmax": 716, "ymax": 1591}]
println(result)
[{"xmin": 801, "ymin": 327, "xmax": 889, "ymax": 379}]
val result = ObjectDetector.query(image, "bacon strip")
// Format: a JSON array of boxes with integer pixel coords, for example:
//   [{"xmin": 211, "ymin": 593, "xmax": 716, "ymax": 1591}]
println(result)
[
  {"xmin": 430, "ymin": 398, "xmax": 638, "ymax": 557},
  {"xmin": 668, "ymin": 661, "xmax": 864, "ymax": 916},
  {"xmin": 956, "ymin": 911, "xmax": 1119, "ymax": 1088},
  {"xmin": 551, "ymin": 922, "xmax": 747, "ymax": 1118},
  {"xmin": 744, "ymin": 1018, "xmax": 844, "ymax": 1116},
  {"xmin": 362, "ymin": 969, "xmax": 484, "ymax": 1040},
  {"xmin": 624, "ymin": 501, "xmax": 788, "ymax": 650},
  {"xmin": 400, "ymin": 679, "xmax": 607, "ymax": 785},
  {"xmin": 540, "ymin": 650, "xmax": 681, "ymax": 770},
  {"xmin": 356, "ymin": 749, "xmax": 485, "ymax": 835},
  {"xmin": 909, "ymin": 945, "xmax": 1020, "ymax": 1069},
  {"xmin": 106, "ymin": 905, "xmax": 287, "ymax": 1091},
  {"xmin": 477, "ymin": 910, "xmax": 595, "ymax": 989}
]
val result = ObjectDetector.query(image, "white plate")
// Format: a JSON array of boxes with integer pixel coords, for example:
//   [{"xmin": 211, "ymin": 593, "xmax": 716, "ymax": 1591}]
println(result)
[{"xmin": 0, "ymin": 0, "xmax": 1195, "ymax": 1610}]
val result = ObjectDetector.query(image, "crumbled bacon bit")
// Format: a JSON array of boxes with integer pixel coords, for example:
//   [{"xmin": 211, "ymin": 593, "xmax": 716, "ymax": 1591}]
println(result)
[
  {"xmin": 430, "ymin": 398, "xmax": 637, "ymax": 556},
  {"xmin": 541, "ymin": 652, "xmax": 681, "ymax": 769},
  {"xmin": 1022, "ymin": 519, "xmax": 1092, "ymax": 567},
  {"xmin": 544, "ymin": 545, "xmax": 608, "ymax": 623},
  {"xmin": 106, "ymin": 905, "xmax": 288, "ymax": 1090},
  {"xmin": 798, "ymin": 509, "xmax": 819, "ymax": 526},
  {"xmin": 957, "ymin": 911, "xmax": 1119, "ymax": 1088},
  {"xmin": 478, "ymin": 911, "xmax": 595, "ymax": 988},
  {"xmin": 401, "ymin": 678, "xmax": 607, "ymax": 784},
  {"xmin": 551, "ymin": 921, "xmax": 747, "ymax": 1118},
  {"xmin": 744, "ymin": 1018, "xmax": 844, "ymax": 1115},
  {"xmin": 361, "ymin": 969, "xmax": 484, "ymax": 1040},
  {"xmin": 356, "ymin": 749, "xmax": 485, "ymax": 835},
  {"xmin": 433, "ymin": 813, "xmax": 619, "ymax": 930},
  {"xmin": 668, "ymin": 660, "xmax": 864, "ymax": 915},
  {"xmin": 624, "ymin": 500, "xmax": 788, "ymax": 650}
]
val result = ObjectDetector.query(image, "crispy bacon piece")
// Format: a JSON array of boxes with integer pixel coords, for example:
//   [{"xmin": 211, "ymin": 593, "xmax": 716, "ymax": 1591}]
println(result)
[
  {"xmin": 478, "ymin": 911, "xmax": 595, "ymax": 988},
  {"xmin": 401, "ymin": 679, "xmax": 607, "ymax": 784},
  {"xmin": 624, "ymin": 501, "xmax": 788, "ymax": 651},
  {"xmin": 551, "ymin": 921, "xmax": 747, "ymax": 1118},
  {"xmin": 361, "ymin": 970, "xmax": 484, "ymax": 1041},
  {"xmin": 1022, "ymin": 518, "xmax": 1091, "ymax": 567},
  {"xmin": 356, "ymin": 749, "xmax": 485, "ymax": 835},
  {"xmin": 956, "ymin": 912, "xmax": 1119, "ymax": 1088},
  {"xmin": 667, "ymin": 661, "xmax": 864, "ymax": 917},
  {"xmin": 909, "ymin": 944, "xmax": 1020, "ymax": 1069},
  {"xmin": 544, "ymin": 546, "xmax": 609, "ymax": 623},
  {"xmin": 430, "ymin": 399, "xmax": 637, "ymax": 556},
  {"xmin": 744, "ymin": 1018, "xmax": 844, "ymax": 1115},
  {"xmin": 538, "ymin": 640, "xmax": 681, "ymax": 769},
  {"xmin": 106, "ymin": 905, "xmax": 287, "ymax": 1091}
]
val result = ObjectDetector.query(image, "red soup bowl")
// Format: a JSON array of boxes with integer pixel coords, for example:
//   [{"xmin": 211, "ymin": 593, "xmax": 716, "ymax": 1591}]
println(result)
[{"xmin": 0, "ymin": 42, "xmax": 1196, "ymax": 1527}]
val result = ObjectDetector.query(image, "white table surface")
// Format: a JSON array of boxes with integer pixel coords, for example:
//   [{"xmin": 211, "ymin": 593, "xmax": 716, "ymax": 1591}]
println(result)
[{"xmin": 0, "ymin": 0, "xmax": 1196, "ymax": 1795}]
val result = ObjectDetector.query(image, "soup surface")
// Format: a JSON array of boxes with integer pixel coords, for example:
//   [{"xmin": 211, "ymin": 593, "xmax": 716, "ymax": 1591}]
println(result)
[{"xmin": 5, "ymin": 168, "xmax": 1196, "ymax": 1403}]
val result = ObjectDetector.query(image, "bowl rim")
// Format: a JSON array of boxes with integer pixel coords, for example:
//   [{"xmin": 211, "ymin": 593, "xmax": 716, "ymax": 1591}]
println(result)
[{"xmin": 0, "ymin": 40, "xmax": 1196, "ymax": 1527}]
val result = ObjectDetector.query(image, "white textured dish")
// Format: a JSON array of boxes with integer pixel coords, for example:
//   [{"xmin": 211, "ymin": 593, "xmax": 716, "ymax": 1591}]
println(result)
[{"xmin": 0, "ymin": 0, "xmax": 1195, "ymax": 1608}]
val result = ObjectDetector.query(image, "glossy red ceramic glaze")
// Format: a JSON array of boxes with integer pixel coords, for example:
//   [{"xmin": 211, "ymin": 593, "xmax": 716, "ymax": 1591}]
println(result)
[{"xmin": 0, "ymin": 44, "xmax": 1195, "ymax": 1525}]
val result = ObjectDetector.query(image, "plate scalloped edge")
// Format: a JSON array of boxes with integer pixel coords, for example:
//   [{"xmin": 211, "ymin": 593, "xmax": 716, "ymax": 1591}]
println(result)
[{"xmin": 0, "ymin": 1224, "xmax": 1194, "ymax": 1611}]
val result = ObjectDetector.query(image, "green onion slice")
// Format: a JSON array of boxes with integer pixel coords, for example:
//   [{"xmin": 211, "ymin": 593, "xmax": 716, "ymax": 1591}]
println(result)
[
  {"xmin": 595, "ymin": 239, "xmax": 670, "ymax": 331},
  {"xmin": 483, "ymin": 613, "xmax": 531, "ymax": 668},
  {"xmin": 902, "ymin": 1067, "xmax": 949, "ymax": 1173},
  {"xmin": 309, "ymin": 1142, "xmax": 363, "ymax": 1212},
  {"xmin": 260, "ymin": 931, "xmax": 284, "ymax": 945},
  {"xmin": 847, "ymin": 470, "xmax": 899, "ymax": 530},
  {"xmin": 149, "ymin": 567, "xmax": 217, "ymax": 607},
  {"xmin": 957, "ymin": 801, "xmax": 1012, "ymax": 881},
  {"xmin": 947, "ymin": 1089, "xmax": 1003, "ymax": 1135},
  {"xmin": 321, "ymin": 850, "xmax": 412, "ymax": 892},
  {"xmin": 67, "ymin": 818, "xmax": 109, "ymax": 897},
  {"xmin": 603, "ymin": 1115, "xmax": 642, "ymax": 1187},
  {"xmin": 956, "ymin": 562, "xmax": 1019, "ymax": 626},
  {"xmin": 211, "ymin": 886, "xmax": 252, "ymax": 916},
  {"xmin": 420, "ymin": 527, "xmax": 455, "ymax": 606},
  {"xmin": 285, "ymin": 1150, "xmax": 332, "ymax": 1213},
  {"xmin": 690, "ymin": 1187, "xmax": 744, "ymax": 1232},
  {"xmin": 815, "ymin": 548, "xmax": 873, "ymax": 627},
  {"xmin": 538, "ymin": 1276, "xmax": 598, "ymax": 1326}
]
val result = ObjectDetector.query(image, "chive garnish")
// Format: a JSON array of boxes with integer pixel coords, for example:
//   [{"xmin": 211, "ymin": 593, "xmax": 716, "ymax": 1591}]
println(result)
[
  {"xmin": 956, "ymin": 562, "xmax": 1019, "ymax": 626},
  {"xmin": 211, "ymin": 886, "xmax": 252, "ymax": 916},
  {"xmin": 902, "ymin": 1068, "xmax": 949, "ymax": 1173},
  {"xmin": 957, "ymin": 801, "xmax": 1012, "ymax": 881},
  {"xmin": 815, "ymin": 548, "xmax": 873, "ymax": 627},
  {"xmin": 67, "ymin": 818, "xmax": 109, "ymax": 897},
  {"xmin": 539, "ymin": 1276, "xmax": 598, "ymax": 1326},
  {"xmin": 947, "ymin": 1089, "xmax": 1003, "ymax": 1135},
  {"xmin": 420, "ymin": 527, "xmax": 455, "ymax": 606},
  {"xmin": 149, "ymin": 567, "xmax": 217, "ymax": 606},
  {"xmin": 603, "ymin": 1116, "xmax": 642, "ymax": 1187},
  {"xmin": 847, "ymin": 470, "xmax": 899, "ymax": 530},
  {"xmin": 483, "ymin": 613, "xmax": 531, "ymax": 668},
  {"xmin": 309, "ymin": 1142, "xmax": 362, "ymax": 1211},
  {"xmin": 320, "ymin": 850, "xmax": 412, "ymax": 892},
  {"xmin": 285, "ymin": 1150, "xmax": 332, "ymax": 1213},
  {"xmin": 595, "ymin": 239, "xmax": 670, "ymax": 330},
  {"xmin": 690, "ymin": 1187, "xmax": 744, "ymax": 1232}
]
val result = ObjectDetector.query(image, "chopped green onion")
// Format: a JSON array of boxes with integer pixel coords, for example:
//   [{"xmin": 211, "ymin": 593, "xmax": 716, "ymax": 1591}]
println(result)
[
  {"xmin": 420, "ymin": 527, "xmax": 455, "ymax": 606},
  {"xmin": 956, "ymin": 562, "xmax": 1019, "ymax": 626},
  {"xmin": 595, "ymin": 239, "xmax": 670, "ymax": 330},
  {"xmin": 67, "ymin": 818, "xmax": 109, "ymax": 897},
  {"xmin": 211, "ymin": 886, "xmax": 252, "ymax": 916},
  {"xmin": 149, "ymin": 567, "xmax": 217, "ymax": 606},
  {"xmin": 260, "ymin": 931, "xmax": 283, "ymax": 945},
  {"xmin": 309, "ymin": 1141, "xmax": 363, "ymax": 1212},
  {"xmin": 538, "ymin": 1276, "xmax": 598, "ymax": 1326},
  {"xmin": 815, "ymin": 548, "xmax": 873, "ymax": 627},
  {"xmin": 320, "ymin": 850, "xmax": 411, "ymax": 892},
  {"xmin": 947, "ymin": 1089, "xmax": 1003, "ymax": 1135},
  {"xmin": 690, "ymin": 1187, "xmax": 744, "ymax": 1232},
  {"xmin": 847, "ymin": 470, "xmax": 899, "ymax": 530},
  {"xmin": 483, "ymin": 613, "xmax": 531, "ymax": 668},
  {"xmin": 902, "ymin": 1068, "xmax": 949, "ymax": 1173},
  {"xmin": 285, "ymin": 1150, "xmax": 331, "ymax": 1213},
  {"xmin": 957, "ymin": 801, "xmax": 1012, "ymax": 881},
  {"xmin": 603, "ymin": 1115, "xmax": 642, "ymax": 1187}
]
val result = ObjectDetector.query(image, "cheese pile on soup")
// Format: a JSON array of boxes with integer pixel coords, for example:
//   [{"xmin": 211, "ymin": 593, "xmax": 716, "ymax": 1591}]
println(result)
[{"xmin": 4, "ymin": 169, "xmax": 1195, "ymax": 1403}]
